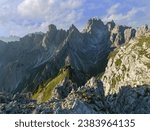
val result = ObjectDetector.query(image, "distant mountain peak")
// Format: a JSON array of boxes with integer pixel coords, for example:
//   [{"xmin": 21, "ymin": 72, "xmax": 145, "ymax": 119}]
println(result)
[
  {"xmin": 0, "ymin": 35, "xmax": 20, "ymax": 43},
  {"xmin": 82, "ymin": 18, "xmax": 105, "ymax": 33},
  {"xmin": 107, "ymin": 20, "xmax": 116, "ymax": 31},
  {"xmin": 136, "ymin": 24, "xmax": 150, "ymax": 37},
  {"xmin": 68, "ymin": 24, "xmax": 79, "ymax": 32},
  {"xmin": 48, "ymin": 24, "xmax": 57, "ymax": 32}
]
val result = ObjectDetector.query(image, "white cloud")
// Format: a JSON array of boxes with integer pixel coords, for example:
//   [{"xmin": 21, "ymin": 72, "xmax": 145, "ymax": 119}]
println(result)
[
  {"xmin": 103, "ymin": 3, "xmax": 145, "ymax": 26},
  {"xmin": 0, "ymin": 0, "xmax": 84, "ymax": 36},
  {"xmin": 85, "ymin": 2, "xmax": 102, "ymax": 10},
  {"xmin": 0, "ymin": 0, "xmax": 150, "ymax": 36},
  {"xmin": 17, "ymin": 0, "xmax": 84, "ymax": 27},
  {"xmin": 107, "ymin": 3, "xmax": 120, "ymax": 15},
  {"xmin": 18, "ymin": 0, "xmax": 49, "ymax": 19},
  {"xmin": 17, "ymin": 0, "xmax": 84, "ymax": 35},
  {"xmin": 104, "ymin": 8, "xmax": 139, "ymax": 21}
]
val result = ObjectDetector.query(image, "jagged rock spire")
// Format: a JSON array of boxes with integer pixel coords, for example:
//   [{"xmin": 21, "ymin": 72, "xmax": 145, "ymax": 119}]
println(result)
[
  {"xmin": 48, "ymin": 24, "xmax": 57, "ymax": 32},
  {"xmin": 82, "ymin": 18, "xmax": 105, "ymax": 33},
  {"xmin": 107, "ymin": 20, "xmax": 116, "ymax": 31}
]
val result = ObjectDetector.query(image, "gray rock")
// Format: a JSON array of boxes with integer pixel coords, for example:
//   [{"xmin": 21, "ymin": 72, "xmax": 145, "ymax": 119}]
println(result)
[
  {"xmin": 52, "ymin": 78, "xmax": 77, "ymax": 99},
  {"xmin": 70, "ymin": 99, "xmax": 97, "ymax": 114},
  {"xmin": 136, "ymin": 24, "xmax": 149, "ymax": 37},
  {"xmin": 102, "ymin": 35, "xmax": 150, "ymax": 95},
  {"xmin": 108, "ymin": 85, "xmax": 150, "ymax": 114},
  {"xmin": 107, "ymin": 20, "xmax": 116, "ymax": 31},
  {"xmin": 0, "ymin": 18, "xmax": 111, "ymax": 94},
  {"xmin": 110, "ymin": 25, "xmax": 134, "ymax": 46},
  {"xmin": 124, "ymin": 28, "xmax": 136, "ymax": 43},
  {"xmin": 0, "ymin": 18, "xmax": 150, "ymax": 114}
]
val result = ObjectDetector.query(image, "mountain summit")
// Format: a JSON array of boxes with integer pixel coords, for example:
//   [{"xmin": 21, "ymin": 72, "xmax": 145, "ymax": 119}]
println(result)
[{"xmin": 0, "ymin": 18, "xmax": 150, "ymax": 114}]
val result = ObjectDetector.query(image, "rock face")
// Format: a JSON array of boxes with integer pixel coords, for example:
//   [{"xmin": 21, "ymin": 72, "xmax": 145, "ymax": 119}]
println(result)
[
  {"xmin": 102, "ymin": 36, "xmax": 150, "ymax": 95},
  {"xmin": 56, "ymin": 77, "xmax": 105, "ymax": 114},
  {"xmin": 0, "ymin": 18, "xmax": 150, "ymax": 114},
  {"xmin": 136, "ymin": 24, "xmax": 150, "ymax": 37},
  {"xmin": 1, "ymin": 80, "xmax": 150, "ymax": 114},
  {"xmin": 108, "ymin": 24, "xmax": 136, "ymax": 46},
  {"xmin": 106, "ymin": 85, "xmax": 150, "ymax": 114},
  {"xmin": 0, "ymin": 18, "xmax": 146, "ymax": 93},
  {"xmin": 0, "ymin": 18, "xmax": 112, "ymax": 93},
  {"xmin": 0, "ymin": 33, "xmax": 45, "ymax": 92}
]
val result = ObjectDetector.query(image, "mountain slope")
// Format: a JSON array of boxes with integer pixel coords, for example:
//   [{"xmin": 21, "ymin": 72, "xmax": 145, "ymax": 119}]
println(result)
[
  {"xmin": 32, "ymin": 66, "xmax": 70, "ymax": 103},
  {"xmin": 0, "ymin": 18, "xmax": 149, "ymax": 99},
  {"xmin": 0, "ymin": 18, "xmax": 150, "ymax": 114},
  {"xmin": 0, "ymin": 18, "xmax": 112, "ymax": 93},
  {"xmin": 102, "ymin": 35, "xmax": 150, "ymax": 95}
]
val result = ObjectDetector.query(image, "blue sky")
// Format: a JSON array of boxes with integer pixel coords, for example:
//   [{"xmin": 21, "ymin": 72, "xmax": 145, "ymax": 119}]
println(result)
[{"xmin": 0, "ymin": 0, "xmax": 150, "ymax": 36}]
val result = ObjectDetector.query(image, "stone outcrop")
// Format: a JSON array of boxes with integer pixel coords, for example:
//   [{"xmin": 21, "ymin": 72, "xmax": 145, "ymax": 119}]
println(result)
[
  {"xmin": 102, "ymin": 36, "xmax": 150, "ymax": 95},
  {"xmin": 106, "ymin": 85, "xmax": 150, "ymax": 114},
  {"xmin": 0, "ymin": 18, "xmax": 150, "ymax": 114},
  {"xmin": 0, "ymin": 18, "xmax": 111, "ymax": 93},
  {"xmin": 109, "ymin": 24, "xmax": 136, "ymax": 46},
  {"xmin": 136, "ymin": 24, "xmax": 150, "ymax": 37},
  {"xmin": 1, "ymin": 80, "xmax": 150, "ymax": 114}
]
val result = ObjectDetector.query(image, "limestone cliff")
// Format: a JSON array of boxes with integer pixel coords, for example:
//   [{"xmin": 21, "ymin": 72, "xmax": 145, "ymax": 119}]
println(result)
[{"xmin": 102, "ymin": 35, "xmax": 150, "ymax": 95}]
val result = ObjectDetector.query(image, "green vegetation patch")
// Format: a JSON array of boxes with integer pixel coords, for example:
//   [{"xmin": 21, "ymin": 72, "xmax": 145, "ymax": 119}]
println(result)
[
  {"xmin": 131, "ymin": 36, "xmax": 150, "ymax": 56},
  {"xmin": 122, "ymin": 65, "xmax": 127, "ymax": 72},
  {"xmin": 137, "ymin": 36, "xmax": 150, "ymax": 48},
  {"xmin": 112, "ymin": 78, "xmax": 117, "ymax": 88},
  {"xmin": 115, "ymin": 59, "xmax": 122, "ymax": 67},
  {"xmin": 144, "ymin": 62, "xmax": 150, "ymax": 69},
  {"xmin": 32, "ymin": 68, "xmax": 69, "ymax": 103}
]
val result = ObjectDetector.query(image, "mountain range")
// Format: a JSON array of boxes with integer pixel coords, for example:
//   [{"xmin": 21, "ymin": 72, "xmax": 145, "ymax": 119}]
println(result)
[
  {"xmin": 0, "ymin": 35, "xmax": 20, "ymax": 43},
  {"xmin": 0, "ymin": 18, "xmax": 150, "ymax": 114}
]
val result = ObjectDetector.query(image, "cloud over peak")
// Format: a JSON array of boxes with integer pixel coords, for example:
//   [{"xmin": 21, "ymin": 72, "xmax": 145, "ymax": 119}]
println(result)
[
  {"xmin": 17, "ymin": 0, "xmax": 84, "ymax": 20},
  {"xmin": 0, "ymin": 0, "xmax": 85, "ymax": 36},
  {"xmin": 0, "ymin": 0, "xmax": 150, "ymax": 36},
  {"xmin": 103, "ymin": 3, "xmax": 145, "ymax": 26}
]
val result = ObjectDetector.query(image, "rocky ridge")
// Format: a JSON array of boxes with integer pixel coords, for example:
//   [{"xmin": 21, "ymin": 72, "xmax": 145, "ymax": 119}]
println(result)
[
  {"xmin": 0, "ymin": 35, "xmax": 20, "ymax": 42},
  {"xmin": 102, "ymin": 35, "xmax": 150, "ymax": 95},
  {"xmin": 0, "ymin": 18, "xmax": 150, "ymax": 114},
  {"xmin": 1, "ymin": 78, "xmax": 150, "ymax": 114},
  {"xmin": 0, "ymin": 18, "xmax": 111, "ymax": 93}
]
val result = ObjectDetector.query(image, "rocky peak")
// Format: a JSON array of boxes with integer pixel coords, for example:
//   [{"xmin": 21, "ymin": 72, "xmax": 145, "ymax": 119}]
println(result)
[
  {"xmin": 19, "ymin": 33, "xmax": 44, "ymax": 49},
  {"xmin": 89, "ymin": 17, "xmax": 104, "ymax": 25},
  {"xmin": 107, "ymin": 20, "xmax": 116, "ymax": 31},
  {"xmin": 42, "ymin": 24, "xmax": 62, "ymax": 48},
  {"xmin": 124, "ymin": 28, "xmax": 136, "ymax": 43},
  {"xmin": 67, "ymin": 24, "xmax": 80, "ymax": 40},
  {"xmin": 102, "ymin": 36, "xmax": 150, "ymax": 95},
  {"xmin": 82, "ymin": 18, "xmax": 110, "ymax": 47},
  {"xmin": 0, "ymin": 35, "xmax": 20, "ymax": 43},
  {"xmin": 48, "ymin": 24, "xmax": 57, "ymax": 32},
  {"xmin": 112, "ymin": 25, "xmax": 128, "ymax": 32},
  {"xmin": 140, "ymin": 24, "xmax": 149, "ymax": 31},
  {"xmin": 82, "ymin": 18, "xmax": 105, "ymax": 33},
  {"xmin": 1, "ymin": 18, "xmax": 150, "ymax": 114},
  {"xmin": 136, "ymin": 24, "xmax": 149, "ymax": 37},
  {"xmin": 68, "ymin": 24, "xmax": 79, "ymax": 32},
  {"xmin": 65, "ymin": 24, "xmax": 83, "ymax": 50},
  {"xmin": 110, "ymin": 25, "xmax": 136, "ymax": 46}
]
